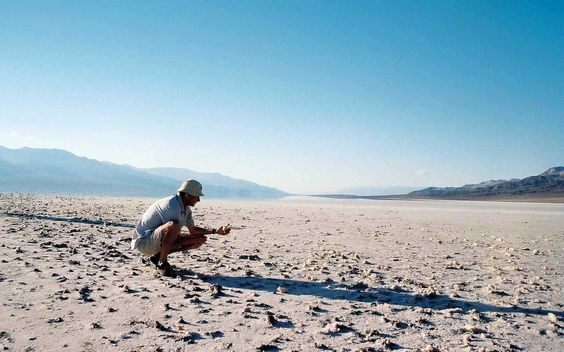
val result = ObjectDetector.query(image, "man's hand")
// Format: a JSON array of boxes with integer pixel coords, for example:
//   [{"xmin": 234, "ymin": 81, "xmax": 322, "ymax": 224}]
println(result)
[{"xmin": 216, "ymin": 224, "xmax": 231, "ymax": 235}]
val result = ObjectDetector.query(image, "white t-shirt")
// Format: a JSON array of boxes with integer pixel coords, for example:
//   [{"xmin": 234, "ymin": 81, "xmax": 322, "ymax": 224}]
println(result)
[{"xmin": 131, "ymin": 193, "xmax": 195, "ymax": 249}]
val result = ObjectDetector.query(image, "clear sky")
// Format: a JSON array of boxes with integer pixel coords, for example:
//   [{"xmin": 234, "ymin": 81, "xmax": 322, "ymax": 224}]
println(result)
[{"xmin": 1, "ymin": 0, "xmax": 562, "ymax": 194}]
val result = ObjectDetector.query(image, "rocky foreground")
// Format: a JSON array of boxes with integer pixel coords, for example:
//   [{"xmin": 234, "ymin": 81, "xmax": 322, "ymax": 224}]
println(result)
[{"xmin": 0, "ymin": 194, "xmax": 562, "ymax": 351}]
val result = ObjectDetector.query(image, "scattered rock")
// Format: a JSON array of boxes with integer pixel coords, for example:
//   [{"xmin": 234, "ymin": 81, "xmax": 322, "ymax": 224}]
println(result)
[
  {"xmin": 547, "ymin": 313, "xmax": 561, "ymax": 326},
  {"xmin": 154, "ymin": 321, "xmax": 170, "ymax": 332},
  {"xmin": 210, "ymin": 284, "xmax": 223, "ymax": 298},
  {"xmin": 461, "ymin": 324, "xmax": 486, "ymax": 334},
  {"xmin": 265, "ymin": 312, "xmax": 278, "ymax": 326},
  {"xmin": 239, "ymin": 255, "xmax": 261, "ymax": 261},
  {"xmin": 123, "ymin": 286, "xmax": 136, "ymax": 293},
  {"xmin": 78, "ymin": 286, "xmax": 94, "ymax": 302},
  {"xmin": 361, "ymin": 328, "xmax": 380, "ymax": 342},
  {"xmin": 205, "ymin": 330, "xmax": 224, "ymax": 339},
  {"xmin": 321, "ymin": 322, "xmax": 348, "ymax": 334},
  {"xmin": 314, "ymin": 342, "xmax": 333, "ymax": 350},
  {"xmin": 47, "ymin": 317, "xmax": 64, "ymax": 323},
  {"xmin": 381, "ymin": 339, "xmax": 400, "ymax": 350},
  {"xmin": 178, "ymin": 332, "xmax": 201, "ymax": 344}
]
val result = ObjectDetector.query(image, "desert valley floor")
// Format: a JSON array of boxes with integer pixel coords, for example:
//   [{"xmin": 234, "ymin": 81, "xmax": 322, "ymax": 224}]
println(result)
[{"xmin": 0, "ymin": 194, "xmax": 562, "ymax": 351}]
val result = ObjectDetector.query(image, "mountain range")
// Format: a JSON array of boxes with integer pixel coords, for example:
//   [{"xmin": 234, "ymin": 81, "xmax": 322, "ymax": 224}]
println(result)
[
  {"xmin": 408, "ymin": 167, "xmax": 564, "ymax": 200},
  {"xmin": 1, "ymin": 146, "xmax": 561, "ymax": 202},
  {"xmin": 315, "ymin": 167, "xmax": 564, "ymax": 202},
  {"xmin": 0, "ymin": 146, "xmax": 288, "ymax": 199}
]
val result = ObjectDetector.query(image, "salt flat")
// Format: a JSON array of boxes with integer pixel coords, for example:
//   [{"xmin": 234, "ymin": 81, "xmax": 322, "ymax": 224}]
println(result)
[{"xmin": 0, "ymin": 194, "xmax": 562, "ymax": 351}]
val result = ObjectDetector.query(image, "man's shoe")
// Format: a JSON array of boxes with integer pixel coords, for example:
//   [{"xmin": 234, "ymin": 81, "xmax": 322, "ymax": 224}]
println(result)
[
  {"xmin": 149, "ymin": 253, "xmax": 160, "ymax": 267},
  {"xmin": 157, "ymin": 262, "xmax": 176, "ymax": 277}
]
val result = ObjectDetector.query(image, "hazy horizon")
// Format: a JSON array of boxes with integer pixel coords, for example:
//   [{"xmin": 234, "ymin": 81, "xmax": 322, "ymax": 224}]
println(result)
[
  {"xmin": 2, "ymin": 144, "xmax": 560, "ymax": 196},
  {"xmin": 1, "ymin": 1, "xmax": 562, "ymax": 194}
]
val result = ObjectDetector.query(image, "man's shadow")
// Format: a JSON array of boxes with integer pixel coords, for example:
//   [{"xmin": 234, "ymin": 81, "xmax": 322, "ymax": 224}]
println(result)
[{"xmin": 184, "ymin": 273, "xmax": 563, "ymax": 318}]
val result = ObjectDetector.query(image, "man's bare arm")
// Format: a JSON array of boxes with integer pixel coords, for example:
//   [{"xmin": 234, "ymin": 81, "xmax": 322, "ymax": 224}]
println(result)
[{"xmin": 187, "ymin": 224, "xmax": 231, "ymax": 236}]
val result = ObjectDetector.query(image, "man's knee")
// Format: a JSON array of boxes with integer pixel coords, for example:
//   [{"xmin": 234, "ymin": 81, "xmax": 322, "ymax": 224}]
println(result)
[
  {"xmin": 162, "ymin": 222, "xmax": 181, "ymax": 238},
  {"xmin": 189, "ymin": 235, "xmax": 207, "ymax": 249}
]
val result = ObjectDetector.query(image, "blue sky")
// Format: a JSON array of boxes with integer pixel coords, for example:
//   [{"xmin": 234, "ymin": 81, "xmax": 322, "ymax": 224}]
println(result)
[{"xmin": 0, "ymin": 0, "xmax": 562, "ymax": 194}]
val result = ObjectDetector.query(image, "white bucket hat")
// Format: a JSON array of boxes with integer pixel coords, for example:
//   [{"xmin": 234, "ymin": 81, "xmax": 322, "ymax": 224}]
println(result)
[{"xmin": 178, "ymin": 179, "xmax": 204, "ymax": 197}]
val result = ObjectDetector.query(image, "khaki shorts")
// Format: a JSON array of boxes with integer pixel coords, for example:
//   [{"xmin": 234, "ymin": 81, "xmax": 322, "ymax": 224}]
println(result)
[{"xmin": 134, "ymin": 222, "xmax": 171, "ymax": 256}]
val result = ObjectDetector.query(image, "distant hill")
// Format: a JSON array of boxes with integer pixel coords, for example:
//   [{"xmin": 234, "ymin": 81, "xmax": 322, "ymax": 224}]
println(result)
[
  {"xmin": 314, "ymin": 167, "xmax": 564, "ymax": 203},
  {"xmin": 0, "ymin": 146, "xmax": 288, "ymax": 199},
  {"xmin": 143, "ymin": 167, "xmax": 288, "ymax": 199},
  {"xmin": 408, "ymin": 167, "xmax": 564, "ymax": 200}
]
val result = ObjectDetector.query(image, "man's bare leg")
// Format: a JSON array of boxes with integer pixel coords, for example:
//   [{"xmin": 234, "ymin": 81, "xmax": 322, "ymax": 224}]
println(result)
[
  {"xmin": 170, "ymin": 234, "xmax": 207, "ymax": 253},
  {"xmin": 159, "ymin": 222, "xmax": 182, "ymax": 265}
]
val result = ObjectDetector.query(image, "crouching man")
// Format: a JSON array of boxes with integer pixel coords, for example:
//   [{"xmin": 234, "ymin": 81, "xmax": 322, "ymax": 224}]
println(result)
[{"xmin": 131, "ymin": 179, "xmax": 231, "ymax": 276}]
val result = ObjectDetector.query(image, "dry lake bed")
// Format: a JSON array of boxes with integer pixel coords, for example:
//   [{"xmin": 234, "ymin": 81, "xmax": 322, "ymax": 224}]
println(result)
[{"xmin": 0, "ymin": 193, "xmax": 562, "ymax": 351}]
